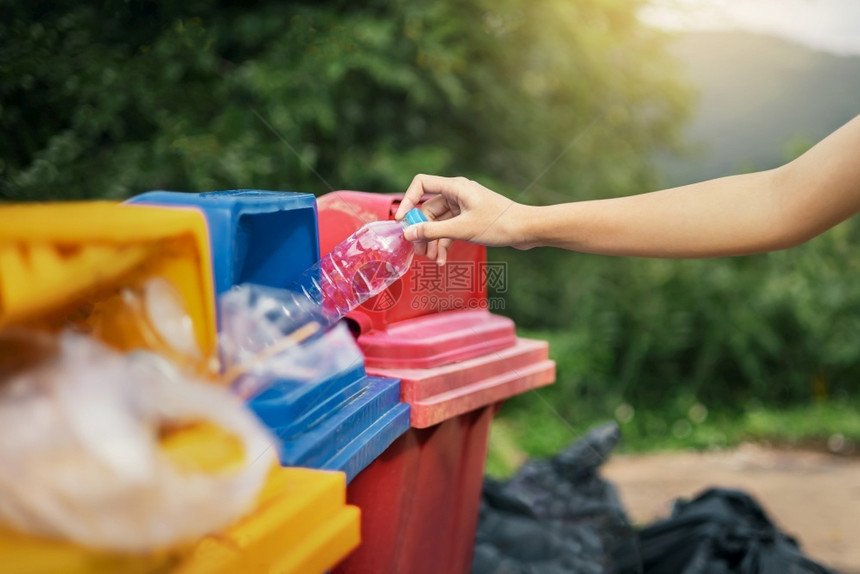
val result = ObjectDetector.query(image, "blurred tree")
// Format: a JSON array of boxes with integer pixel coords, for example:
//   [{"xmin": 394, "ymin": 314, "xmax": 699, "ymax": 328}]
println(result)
[{"xmin": 0, "ymin": 0, "xmax": 687, "ymax": 202}]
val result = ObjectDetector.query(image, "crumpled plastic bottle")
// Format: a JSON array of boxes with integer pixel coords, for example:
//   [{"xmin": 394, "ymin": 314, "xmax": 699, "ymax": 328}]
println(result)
[
  {"xmin": 294, "ymin": 207, "xmax": 428, "ymax": 325},
  {"xmin": 218, "ymin": 208, "xmax": 428, "ymax": 397}
]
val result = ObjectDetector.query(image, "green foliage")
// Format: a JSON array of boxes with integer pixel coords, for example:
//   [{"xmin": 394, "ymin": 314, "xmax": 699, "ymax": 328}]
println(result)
[
  {"xmin": 514, "ymin": 223, "xmax": 860, "ymax": 413},
  {"xmin": 1, "ymin": 0, "xmax": 687, "ymax": 202}
]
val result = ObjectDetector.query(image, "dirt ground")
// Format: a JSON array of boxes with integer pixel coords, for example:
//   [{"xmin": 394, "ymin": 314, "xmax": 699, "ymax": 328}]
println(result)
[{"xmin": 603, "ymin": 444, "xmax": 860, "ymax": 573}]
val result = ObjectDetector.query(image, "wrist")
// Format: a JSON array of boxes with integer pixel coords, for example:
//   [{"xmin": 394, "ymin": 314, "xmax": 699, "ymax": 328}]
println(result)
[
  {"xmin": 523, "ymin": 203, "xmax": 588, "ymax": 251},
  {"xmin": 506, "ymin": 203, "xmax": 543, "ymax": 249}
]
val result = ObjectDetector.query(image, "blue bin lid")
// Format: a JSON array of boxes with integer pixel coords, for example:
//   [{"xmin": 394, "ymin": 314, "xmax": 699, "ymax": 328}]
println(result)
[
  {"xmin": 127, "ymin": 190, "xmax": 319, "ymax": 295},
  {"xmin": 249, "ymin": 365, "xmax": 409, "ymax": 483},
  {"xmin": 250, "ymin": 362, "xmax": 366, "ymax": 436}
]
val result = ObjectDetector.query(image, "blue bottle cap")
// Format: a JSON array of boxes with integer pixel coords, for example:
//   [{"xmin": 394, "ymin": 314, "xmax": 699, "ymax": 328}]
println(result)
[{"xmin": 404, "ymin": 208, "xmax": 429, "ymax": 226}]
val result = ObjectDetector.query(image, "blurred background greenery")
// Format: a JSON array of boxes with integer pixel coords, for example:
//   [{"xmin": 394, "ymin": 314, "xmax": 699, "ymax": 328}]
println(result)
[{"xmin": 3, "ymin": 0, "xmax": 859, "ymax": 473}]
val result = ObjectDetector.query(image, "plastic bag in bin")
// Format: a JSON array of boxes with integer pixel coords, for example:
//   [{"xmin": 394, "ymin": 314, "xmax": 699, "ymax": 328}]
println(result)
[
  {"xmin": 219, "ymin": 284, "xmax": 365, "ymax": 399},
  {"xmin": 0, "ymin": 330, "xmax": 276, "ymax": 553}
]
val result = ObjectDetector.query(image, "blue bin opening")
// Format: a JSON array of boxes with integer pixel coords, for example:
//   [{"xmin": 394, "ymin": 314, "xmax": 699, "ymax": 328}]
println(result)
[
  {"xmin": 236, "ymin": 207, "xmax": 318, "ymax": 288},
  {"xmin": 127, "ymin": 189, "xmax": 319, "ymax": 295}
]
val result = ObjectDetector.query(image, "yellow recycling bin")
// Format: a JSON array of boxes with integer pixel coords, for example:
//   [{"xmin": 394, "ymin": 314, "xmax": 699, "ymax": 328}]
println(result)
[{"xmin": 0, "ymin": 201, "xmax": 361, "ymax": 573}]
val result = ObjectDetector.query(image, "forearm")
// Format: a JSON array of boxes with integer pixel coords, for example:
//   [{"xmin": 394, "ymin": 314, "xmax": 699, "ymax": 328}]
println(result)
[{"xmin": 525, "ymin": 170, "xmax": 786, "ymax": 257}]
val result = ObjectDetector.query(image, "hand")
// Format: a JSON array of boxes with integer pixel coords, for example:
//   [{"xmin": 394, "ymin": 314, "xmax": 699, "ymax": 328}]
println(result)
[{"xmin": 395, "ymin": 174, "xmax": 533, "ymax": 265}]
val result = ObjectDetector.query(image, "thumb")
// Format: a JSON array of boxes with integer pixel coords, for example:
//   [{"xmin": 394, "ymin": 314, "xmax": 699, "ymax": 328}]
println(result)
[{"xmin": 404, "ymin": 219, "xmax": 460, "ymax": 242}]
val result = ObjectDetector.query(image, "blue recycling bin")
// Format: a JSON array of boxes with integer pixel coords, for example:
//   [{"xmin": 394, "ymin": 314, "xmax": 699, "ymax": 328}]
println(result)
[
  {"xmin": 129, "ymin": 189, "xmax": 410, "ymax": 483},
  {"xmin": 128, "ymin": 190, "xmax": 319, "ymax": 295}
]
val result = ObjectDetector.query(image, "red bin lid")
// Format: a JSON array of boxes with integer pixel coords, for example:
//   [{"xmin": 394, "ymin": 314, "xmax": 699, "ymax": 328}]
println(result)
[
  {"xmin": 366, "ymin": 337, "xmax": 556, "ymax": 428},
  {"xmin": 357, "ymin": 309, "xmax": 517, "ymax": 369}
]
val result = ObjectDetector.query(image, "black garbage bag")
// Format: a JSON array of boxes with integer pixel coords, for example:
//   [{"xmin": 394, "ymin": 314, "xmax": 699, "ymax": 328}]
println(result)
[
  {"xmin": 473, "ymin": 423, "xmax": 639, "ymax": 574},
  {"xmin": 473, "ymin": 479, "xmax": 607, "ymax": 574},
  {"xmin": 616, "ymin": 488, "xmax": 837, "ymax": 574}
]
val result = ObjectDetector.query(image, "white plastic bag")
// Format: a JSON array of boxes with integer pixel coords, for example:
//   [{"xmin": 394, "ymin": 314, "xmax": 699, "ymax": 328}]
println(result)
[{"xmin": 0, "ymin": 330, "xmax": 276, "ymax": 553}]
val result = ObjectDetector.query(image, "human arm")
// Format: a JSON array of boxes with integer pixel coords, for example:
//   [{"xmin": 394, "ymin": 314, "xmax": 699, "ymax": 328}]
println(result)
[{"xmin": 396, "ymin": 114, "xmax": 860, "ymax": 261}]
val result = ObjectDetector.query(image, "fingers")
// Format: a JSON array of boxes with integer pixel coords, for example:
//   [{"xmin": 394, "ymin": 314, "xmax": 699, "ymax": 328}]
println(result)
[
  {"xmin": 395, "ymin": 174, "xmax": 468, "ymax": 220},
  {"xmin": 404, "ymin": 219, "xmax": 456, "ymax": 242},
  {"xmin": 403, "ymin": 223, "xmax": 423, "ymax": 242},
  {"xmin": 421, "ymin": 195, "xmax": 453, "ymax": 221},
  {"xmin": 411, "ymin": 238, "xmax": 452, "ymax": 266},
  {"xmin": 395, "ymin": 174, "xmax": 430, "ymax": 220},
  {"xmin": 436, "ymin": 238, "xmax": 453, "ymax": 266},
  {"xmin": 426, "ymin": 239, "xmax": 438, "ymax": 262},
  {"xmin": 399, "ymin": 174, "xmax": 474, "ymax": 265}
]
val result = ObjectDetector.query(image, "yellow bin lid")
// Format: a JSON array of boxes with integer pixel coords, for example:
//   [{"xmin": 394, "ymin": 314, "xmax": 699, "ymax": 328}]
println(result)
[{"xmin": 0, "ymin": 201, "xmax": 217, "ymax": 368}]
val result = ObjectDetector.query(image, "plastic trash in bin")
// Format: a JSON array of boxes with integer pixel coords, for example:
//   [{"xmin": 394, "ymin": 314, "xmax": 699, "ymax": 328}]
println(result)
[
  {"xmin": 0, "ymin": 437, "xmax": 360, "ymax": 574},
  {"xmin": 0, "ymin": 200, "xmax": 362, "ymax": 572},
  {"xmin": 0, "ymin": 329, "xmax": 276, "ymax": 553},
  {"xmin": 218, "ymin": 284, "xmax": 364, "ymax": 399}
]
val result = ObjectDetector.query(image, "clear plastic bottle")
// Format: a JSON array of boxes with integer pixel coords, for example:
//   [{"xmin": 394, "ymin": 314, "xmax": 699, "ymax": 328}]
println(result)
[
  {"xmin": 293, "ymin": 207, "xmax": 428, "ymax": 325},
  {"xmin": 218, "ymin": 208, "xmax": 428, "ymax": 375}
]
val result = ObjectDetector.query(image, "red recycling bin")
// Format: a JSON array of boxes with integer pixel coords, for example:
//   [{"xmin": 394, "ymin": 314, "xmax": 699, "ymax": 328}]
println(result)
[
  {"xmin": 319, "ymin": 191, "xmax": 556, "ymax": 574},
  {"xmin": 333, "ymin": 311, "xmax": 556, "ymax": 574}
]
